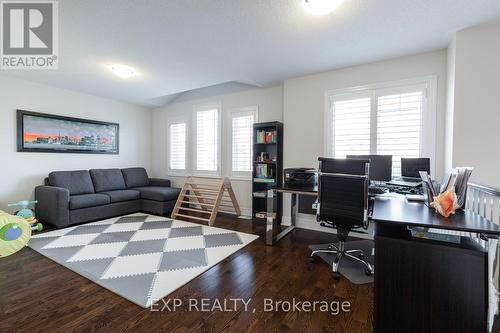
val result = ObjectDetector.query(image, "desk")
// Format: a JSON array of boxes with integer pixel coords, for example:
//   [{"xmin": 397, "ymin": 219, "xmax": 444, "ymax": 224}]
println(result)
[
  {"xmin": 264, "ymin": 185, "xmax": 397, "ymax": 246},
  {"xmin": 372, "ymin": 196, "xmax": 500, "ymax": 235},
  {"xmin": 372, "ymin": 197, "xmax": 500, "ymax": 333},
  {"xmin": 266, "ymin": 186, "xmax": 317, "ymax": 246},
  {"xmin": 266, "ymin": 185, "xmax": 500, "ymax": 331}
]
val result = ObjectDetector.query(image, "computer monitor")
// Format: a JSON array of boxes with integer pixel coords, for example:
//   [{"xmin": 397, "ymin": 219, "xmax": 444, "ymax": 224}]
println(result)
[
  {"xmin": 347, "ymin": 155, "xmax": 392, "ymax": 182},
  {"xmin": 401, "ymin": 158, "xmax": 430, "ymax": 178}
]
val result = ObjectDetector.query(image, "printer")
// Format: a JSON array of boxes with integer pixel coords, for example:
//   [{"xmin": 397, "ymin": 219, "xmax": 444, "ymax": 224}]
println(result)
[{"xmin": 284, "ymin": 168, "xmax": 317, "ymax": 190}]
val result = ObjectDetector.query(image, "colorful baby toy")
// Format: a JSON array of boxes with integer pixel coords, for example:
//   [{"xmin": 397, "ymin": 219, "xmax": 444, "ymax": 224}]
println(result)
[
  {"xmin": 0, "ymin": 200, "xmax": 43, "ymax": 258},
  {"xmin": 8, "ymin": 200, "xmax": 43, "ymax": 232},
  {"xmin": 0, "ymin": 210, "xmax": 31, "ymax": 257}
]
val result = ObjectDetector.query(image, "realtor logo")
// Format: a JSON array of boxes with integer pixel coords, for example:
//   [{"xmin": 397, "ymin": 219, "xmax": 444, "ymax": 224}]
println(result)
[{"xmin": 1, "ymin": 1, "xmax": 58, "ymax": 69}]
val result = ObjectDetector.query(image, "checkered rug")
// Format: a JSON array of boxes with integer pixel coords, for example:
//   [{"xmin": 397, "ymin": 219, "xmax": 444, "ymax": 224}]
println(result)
[{"xmin": 28, "ymin": 213, "xmax": 259, "ymax": 308}]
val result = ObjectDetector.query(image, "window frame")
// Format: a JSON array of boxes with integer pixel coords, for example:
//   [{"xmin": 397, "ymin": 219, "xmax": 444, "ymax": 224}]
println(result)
[
  {"xmin": 192, "ymin": 102, "xmax": 222, "ymax": 176},
  {"xmin": 227, "ymin": 106, "xmax": 259, "ymax": 180},
  {"xmin": 167, "ymin": 117, "xmax": 188, "ymax": 177},
  {"xmin": 324, "ymin": 76, "xmax": 437, "ymax": 175}
]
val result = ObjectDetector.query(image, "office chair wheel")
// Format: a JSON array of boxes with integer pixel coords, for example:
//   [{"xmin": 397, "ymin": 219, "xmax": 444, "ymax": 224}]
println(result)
[
  {"xmin": 332, "ymin": 271, "xmax": 341, "ymax": 280},
  {"xmin": 365, "ymin": 267, "xmax": 374, "ymax": 276},
  {"xmin": 309, "ymin": 254, "xmax": 317, "ymax": 263}
]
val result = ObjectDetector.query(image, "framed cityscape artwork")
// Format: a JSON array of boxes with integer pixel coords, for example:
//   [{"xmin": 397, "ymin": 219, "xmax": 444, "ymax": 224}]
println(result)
[{"xmin": 17, "ymin": 110, "xmax": 119, "ymax": 154}]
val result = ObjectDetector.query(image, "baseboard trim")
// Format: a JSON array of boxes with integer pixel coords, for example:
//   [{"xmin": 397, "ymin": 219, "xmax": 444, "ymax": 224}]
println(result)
[
  {"xmin": 218, "ymin": 207, "xmax": 252, "ymax": 219},
  {"xmin": 190, "ymin": 205, "xmax": 252, "ymax": 219}
]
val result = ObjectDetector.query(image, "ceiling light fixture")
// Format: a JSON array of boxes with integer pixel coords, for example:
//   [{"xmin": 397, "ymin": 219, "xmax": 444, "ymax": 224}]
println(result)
[
  {"xmin": 109, "ymin": 64, "xmax": 136, "ymax": 79},
  {"xmin": 303, "ymin": 0, "xmax": 345, "ymax": 16}
]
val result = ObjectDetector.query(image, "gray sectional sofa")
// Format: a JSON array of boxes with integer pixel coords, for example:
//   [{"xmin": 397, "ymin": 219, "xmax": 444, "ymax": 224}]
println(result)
[{"xmin": 35, "ymin": 167, "xmax": 181, "ymax": 228}]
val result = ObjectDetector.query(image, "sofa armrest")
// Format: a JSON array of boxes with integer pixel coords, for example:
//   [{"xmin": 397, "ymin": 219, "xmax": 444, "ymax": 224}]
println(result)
[
  {"xmin": 35, "ymin": 185, "xmax": 70, "ymax": 228},
  {"xmin": 149, "ymin": 178, "xmax": 171, "ymax": 187}
]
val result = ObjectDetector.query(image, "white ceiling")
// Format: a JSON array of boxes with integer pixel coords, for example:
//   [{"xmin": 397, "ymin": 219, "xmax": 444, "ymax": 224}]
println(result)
[{"xmin": 2, "ymin": 0, "xmax": 500, "ymax": 107}]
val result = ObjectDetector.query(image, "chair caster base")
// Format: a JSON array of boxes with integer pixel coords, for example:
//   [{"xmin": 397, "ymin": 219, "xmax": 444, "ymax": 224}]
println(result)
[
  {"xmin": 332, "ymin": 271, "xmax": 341, "ymax": 280},
  {"xmin": 365, "ymin": 267, "xmax": 374, "ymax": 276},
  {"xmin": 309, "ymin": 254, "xmax": 317, "ymax": 263}
]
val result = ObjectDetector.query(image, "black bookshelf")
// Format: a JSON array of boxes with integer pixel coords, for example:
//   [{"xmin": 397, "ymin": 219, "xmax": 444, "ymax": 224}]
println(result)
[{"xmin": 252, "ymin": 121, "xmax": 283, "ymax": 223}]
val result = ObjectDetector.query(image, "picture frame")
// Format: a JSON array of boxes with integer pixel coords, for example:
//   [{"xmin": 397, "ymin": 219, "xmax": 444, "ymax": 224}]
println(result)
[{"xmin": 16, "ymin": 110, "xmax": 119, "ymax": 154}]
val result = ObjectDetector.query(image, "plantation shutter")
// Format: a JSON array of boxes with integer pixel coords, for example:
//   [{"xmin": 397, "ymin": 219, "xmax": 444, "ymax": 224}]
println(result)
[
  {"xmin": 169, "ymin": 122, "xmax": 186, "ymax": 171},
  {"xmin": 231, "ymin": 111, "xmax": 256, "ymax": 172},
  {"xmin": 376, "ymin": 90, "xmax": 424, "ymax": 176},
  {"xmin": 331, "ymin": 97, "xmax": 371, "ymax": 158},
  {"xmin": 195, "ymin": 108, "xmax": 218, "ymax": 172}
]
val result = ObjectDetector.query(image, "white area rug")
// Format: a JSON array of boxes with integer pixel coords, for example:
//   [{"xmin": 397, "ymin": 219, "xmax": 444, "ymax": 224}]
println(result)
[{"xmin": 28, "ymin": 213, "xmax": 259, "ymax": 307}]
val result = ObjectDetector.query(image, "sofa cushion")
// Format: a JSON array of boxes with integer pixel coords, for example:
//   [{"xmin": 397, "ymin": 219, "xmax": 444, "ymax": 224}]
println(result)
[
  {"xmin": 133, "ymin": 186, "xmax": 181, "ymax": 202},
  {"xmin": 49, "ymin": 170, "xmax": 95, "ymax": 195},
  {"xmin": 121, "ymin": 168, "xmax": 150, "ymax": 188},
  {"xmin": 90, "ymin": 169, "xmax": 126, "ymax": 192},
  {"xmin": 69, "ymin": 193, "xmax": 110, "ymax": 210},
  {"xmin": 100, "ymin": 190, "xmax": 140, "ymax": 203}
]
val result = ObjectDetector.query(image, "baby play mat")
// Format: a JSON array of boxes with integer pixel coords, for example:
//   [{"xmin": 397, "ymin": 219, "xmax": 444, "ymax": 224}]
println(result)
[{"xmin": 28, "ymin": 213, "xmax": 258, "ymax": 307}]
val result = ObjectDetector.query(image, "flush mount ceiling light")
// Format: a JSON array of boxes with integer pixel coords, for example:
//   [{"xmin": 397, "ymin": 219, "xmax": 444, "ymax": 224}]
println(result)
[
  {"xmin": 303, "ymin": 0, "xmax": 345, "ymax": 16},
  {"xmin": 109, "ymin": 64, "xmax": 136, "ymax": 79}
]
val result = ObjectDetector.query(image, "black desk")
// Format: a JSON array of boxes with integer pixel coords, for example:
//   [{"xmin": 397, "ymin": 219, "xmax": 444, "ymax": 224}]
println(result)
[
  {"xmin": 265, "ymin": 187, "xmax": 500, "ymax": 331},
  {"xmin": 372, "ymin": 198, "xmax": 500, "ymax": 333},
  {"xmin": 372, "ymin": 197, "xmax": 500, "ymax": 235}
]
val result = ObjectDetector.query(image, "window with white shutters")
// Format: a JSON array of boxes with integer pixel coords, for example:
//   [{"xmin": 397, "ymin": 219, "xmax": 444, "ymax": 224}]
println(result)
[
  {"xmin": 377, "ymin": 91, "xmax": 424, "ymax": 176},
  {"xmin": 230, "ymin": 108, "xmax": 257, "ymax": 175},
  {"xmin": 168, "ymin": 122, "xmax": 186, "ymax": 172},
  {"xmin": 331, "ymin": 97, "xmax": 371, "ymax": 158},
  {"xmin": 326, "ymin": 78, "xmax": 434, "ymax": 177},
  {"xmin": 195, "ymin": 107, "xmax": 219, "ymax": 173}
]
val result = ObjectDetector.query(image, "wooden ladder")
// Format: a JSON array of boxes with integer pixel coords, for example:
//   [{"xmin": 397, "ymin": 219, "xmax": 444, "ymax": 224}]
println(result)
[{"xmin": 171, "ymin": 176, "xmax": 241, "ymax": 226}]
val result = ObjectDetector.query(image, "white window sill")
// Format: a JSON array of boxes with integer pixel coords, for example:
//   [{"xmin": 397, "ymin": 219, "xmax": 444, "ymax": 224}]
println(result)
[
  {"xmin": 229, "ymin": 175, "xmax": 252, "ymax": 182},
  {"xmin": 167, "ymin": 172, "xmax": 187, "ymax": 178},
  {"xmin": 192, "ymin": 171, "xmax": 221, "ymax": 178}
]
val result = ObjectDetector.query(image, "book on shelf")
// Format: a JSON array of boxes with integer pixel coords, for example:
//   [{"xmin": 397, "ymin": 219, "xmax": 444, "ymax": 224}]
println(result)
[
  {"xmin": 254, "ymin": 178, "xmax": 275, "ymax": 183},
  {"xmin": 255, "ymin": 151, "xmax": 277, "ymax": 163},
  {"xmin": 254, "ymin": 163, "xmax": 274, "ymax": 179},
  {"xmin": 256, "ymin": 129, "xmax": 277, "ymax": 144}
]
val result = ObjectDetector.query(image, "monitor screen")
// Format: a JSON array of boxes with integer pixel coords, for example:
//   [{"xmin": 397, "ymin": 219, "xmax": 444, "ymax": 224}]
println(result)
[
  {"xmin": 401, "ymin": 158, "xmax": 430, "ymax": 178},
  {"xmin": 347, "ymin": 155, "xmax": 392, "ymax": 182}
]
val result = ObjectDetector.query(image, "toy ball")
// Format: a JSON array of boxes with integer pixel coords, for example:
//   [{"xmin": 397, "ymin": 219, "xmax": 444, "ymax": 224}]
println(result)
[
  {"xmin": 0, "ymin": 211, "xmax": 31, "ymax": 257},
  {"xmin": 0, "ymin": 223, "xmax": 23, "ymax": 241}
]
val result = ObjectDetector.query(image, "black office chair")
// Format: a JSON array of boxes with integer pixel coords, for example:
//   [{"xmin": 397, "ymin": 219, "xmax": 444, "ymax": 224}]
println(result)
[{"xmin": 310, "ymin": 157, "xmax": 374, "ymax": 279}]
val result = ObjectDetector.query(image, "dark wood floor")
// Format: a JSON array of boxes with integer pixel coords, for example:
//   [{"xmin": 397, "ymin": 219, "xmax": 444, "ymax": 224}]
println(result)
[{"xmin": 0, "ymin": 215, "xmax": 373, "ymax": 333}]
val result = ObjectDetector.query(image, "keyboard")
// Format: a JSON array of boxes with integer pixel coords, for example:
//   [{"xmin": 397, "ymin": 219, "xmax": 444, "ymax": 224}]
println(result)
[
  {"xmin": 369, "ymin": 185, "xmax": 389, "ymax": 195},
  {"xmin": 385, "ymin": 184, "xmax": 424, "ymax": 195},
  {"xmin": 387, "ymin": 177, "xmax": 422, "ymax": 188}
]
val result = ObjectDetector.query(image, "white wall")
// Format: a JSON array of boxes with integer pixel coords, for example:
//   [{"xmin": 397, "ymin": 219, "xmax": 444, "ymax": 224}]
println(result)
[
  {"xmin": 151, "ymin": 85, "xmax": 283, "ymax": 216},
  {"xmin": 282, "ymin": 50, "xmax": 448, "ymax": 229},
  {"xmin": 450, "ymin": 19, "xmax": 500, "ymax": 188},
  {"xmin": 0, "ymin": 75, "xmax": 152, "ymax": 211},
  {"xmin": 445, "ymin": 37, "xmax": 456, "ymax": 173}
]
